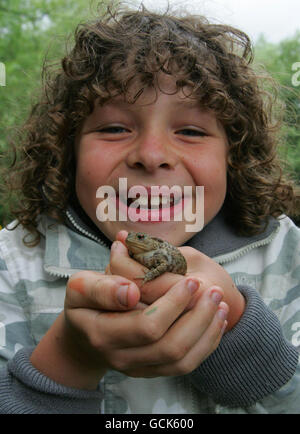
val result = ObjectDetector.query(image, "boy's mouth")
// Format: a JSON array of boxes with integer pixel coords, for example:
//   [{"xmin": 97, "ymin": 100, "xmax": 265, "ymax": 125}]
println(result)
[
  {"xmin": 125, "ymin": 193, "xmax": 180, "ymax": 209},
  {"xmin": 115, "ymin": 187, "xmax": 188, "ymax": 222}
]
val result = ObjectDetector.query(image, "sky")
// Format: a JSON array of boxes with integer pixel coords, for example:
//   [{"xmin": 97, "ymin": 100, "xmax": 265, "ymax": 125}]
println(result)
[{"xmin": 141, "ymin": 0, "xmax": 300, "ymax": 43}]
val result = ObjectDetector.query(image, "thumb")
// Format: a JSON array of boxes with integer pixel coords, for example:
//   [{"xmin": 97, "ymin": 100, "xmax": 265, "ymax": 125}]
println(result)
[
  {"xmin": 109, "ymin": 239, "xmax": 147, "ymax": 286},
  {"xmin": 66, "ymin": 271, "xmax": 140, "ymax": 311},
  {"xmin": 115, "ymin": 230, "xmax": 128, "ymax": 245}
]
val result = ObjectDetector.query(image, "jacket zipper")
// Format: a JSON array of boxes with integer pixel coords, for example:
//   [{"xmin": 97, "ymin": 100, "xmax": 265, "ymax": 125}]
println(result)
[
  {"xmin": 45, "ymin": 210, "xmax": 110, "ymax": 278},
  {"xmin": 51, "ymin": 212, "xmax": 280, "ymax": 278},
  {"xmin": 66, "ymin": 208, "xmax": 280, "ymax": 264},
  {"xmin": 65, "ymin": 209, "xmax": 109, "ymax": 248},
  {"xmin": 213, "ymin": 224, "xmax": 280, "ymax": 265}
]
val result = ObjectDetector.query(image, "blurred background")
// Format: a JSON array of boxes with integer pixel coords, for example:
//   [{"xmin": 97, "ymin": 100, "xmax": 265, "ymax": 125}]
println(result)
[{"xmin": 0, "ymin": 0, "xmax": 299, "ymax": 225}]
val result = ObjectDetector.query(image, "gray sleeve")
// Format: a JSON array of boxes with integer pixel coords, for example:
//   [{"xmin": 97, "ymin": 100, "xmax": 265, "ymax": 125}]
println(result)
[
  {"xmin": 189, "ymin": 285, "xmax": 299, "ymax": 408},
  {"xmin": 0, "ymin": 347, "xmax": 103, "ymax": 414}
]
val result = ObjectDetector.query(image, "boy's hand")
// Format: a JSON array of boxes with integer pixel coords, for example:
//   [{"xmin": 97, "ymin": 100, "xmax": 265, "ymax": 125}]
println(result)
[
  {"xmin": 31, "ymin": 270, "xmax": 228, "ymax": 390},
  {"xmin": 64, "ymin": 271, "xmax": 227, "ymax": 379},
  {"xmin": 107, "ymin": 231, "xmax": 245, "ymax": 330},
  {"xmin": 30, "ymin": 231, "xmax": 233, "ymax": 391}
]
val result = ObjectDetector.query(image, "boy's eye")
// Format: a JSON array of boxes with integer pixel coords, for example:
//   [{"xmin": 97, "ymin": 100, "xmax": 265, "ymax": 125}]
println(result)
[
  {"xmin": 175, "ymin": 128, "xmax": 206, "ymax": 137},
  {"xmin": 97, "ymin": 126, "xmax": 129, "ymax": 134}
]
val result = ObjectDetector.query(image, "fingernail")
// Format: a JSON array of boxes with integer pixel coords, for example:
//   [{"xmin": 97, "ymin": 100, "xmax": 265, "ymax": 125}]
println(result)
[
  {"xmin": 186, "ymin": 279, "xmax": 199, "ymax": 294},
  {"xmin": 210, "ymin": 289, "xmax": 223, "ymax": 305},
  {"xmin": 117, "ymin": 284, "xmax": 129, "ymax": 306},
  {"xmin": 221, "ymin": 320, "xmax": 228, "ymax": 335},
  {"xmin": 217, "ymin": 308, "xmax": 228, "ymax": 321}
]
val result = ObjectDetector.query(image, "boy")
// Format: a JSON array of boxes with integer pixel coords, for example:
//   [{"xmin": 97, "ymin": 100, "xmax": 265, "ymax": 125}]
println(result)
[{"xmin": 0, "ymin": 6, "xmax": 299, "ymax": 413}]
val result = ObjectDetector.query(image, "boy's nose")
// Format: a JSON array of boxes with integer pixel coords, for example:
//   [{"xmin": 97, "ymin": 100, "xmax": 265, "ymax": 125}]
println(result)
[{"xmin": 125, "ymin": 132, "xmax": 178, "ymax": 173}]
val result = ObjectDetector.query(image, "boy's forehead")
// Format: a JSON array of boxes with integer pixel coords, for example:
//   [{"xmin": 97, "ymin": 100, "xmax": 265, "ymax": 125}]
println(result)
[
  {"xmin": 98, "ymin": 73, "xmax": 200, "ymax": 108},
  {"xmin": 98, "ymin": 93, "xmax": 201, "ymax": 109}
]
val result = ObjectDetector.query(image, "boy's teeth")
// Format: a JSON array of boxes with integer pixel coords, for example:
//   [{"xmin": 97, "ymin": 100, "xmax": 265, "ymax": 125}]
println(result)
[{"xmin": 127, "ymin": 195, "xmax": 178, "ymax": 208}]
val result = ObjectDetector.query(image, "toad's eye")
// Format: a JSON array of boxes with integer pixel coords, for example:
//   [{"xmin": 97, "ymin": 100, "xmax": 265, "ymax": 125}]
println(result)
[
  {"xmin": 137, "ymin": 234, "xmax": 145, "ymax": 240},
  {"xmin": 175, "ymin": 128, "xmax": 207, "ymax": 137}
]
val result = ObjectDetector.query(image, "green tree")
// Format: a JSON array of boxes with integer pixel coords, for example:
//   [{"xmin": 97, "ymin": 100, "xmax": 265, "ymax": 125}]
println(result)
[
  {"xmin": 0, "ymin": 0, "xmax": 110, "ymax": 223},
  {"xmin": 1, "ymin": 3, "xmax": 299, "ymax": 223},
  {"xmin": 254, "ymin": 32, "xmax": 300, "ymax": 182},
  {"xmin": 0, "ymin": 0, "xmax": 103, "ymax": 149}
]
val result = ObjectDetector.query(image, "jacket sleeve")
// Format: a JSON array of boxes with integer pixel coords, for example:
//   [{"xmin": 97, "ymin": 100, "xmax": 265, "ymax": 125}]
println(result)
[
  {"xmin": 189, "ymin": 285, "xmax": 299, "ymax": 410},
  {"xmin": 0, "ymin": 236, "xmax": 102, "ymax": 414},
  {"xmin": 0, "ymin": 347, "xmax": 102, "ymax": 414},
  {"xmin": 0, "ymin": 257, "xmax": 35, "ymax": 369}
]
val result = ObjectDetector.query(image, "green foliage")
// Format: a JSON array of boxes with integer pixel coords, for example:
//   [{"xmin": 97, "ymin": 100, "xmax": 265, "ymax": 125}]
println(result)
[
  {"xmin": 0, "ymin": 2, "xmax": 299, "ymax": 224},
  {"xmin": 0, "ymin": 0, "xmax": 104, "ymax": 148},
  {"xmin": 254, "ymin": 32, "xmax": 300, "ymax": 183},
  {"xmin": 0, "ymin": 0, "xmax": 110, "ymax": 223}
]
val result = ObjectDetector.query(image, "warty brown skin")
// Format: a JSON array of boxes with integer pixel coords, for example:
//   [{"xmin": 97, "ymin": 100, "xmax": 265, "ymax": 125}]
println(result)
[{"xmin": 125, "ymin": 232, "xmax": 187, "ymax": 284}]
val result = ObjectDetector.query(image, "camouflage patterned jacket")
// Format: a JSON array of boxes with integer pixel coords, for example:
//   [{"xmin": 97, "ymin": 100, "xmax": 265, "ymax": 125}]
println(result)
[{"xmin": 0, "ymin": 209, "xmax": 299, "ymax": 414}]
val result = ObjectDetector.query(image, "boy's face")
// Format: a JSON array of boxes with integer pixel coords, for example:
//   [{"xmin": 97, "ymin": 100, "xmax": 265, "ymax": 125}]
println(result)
[{"xmin": 75, "ymin": 75, "xmax": 228, "ymax": 246}]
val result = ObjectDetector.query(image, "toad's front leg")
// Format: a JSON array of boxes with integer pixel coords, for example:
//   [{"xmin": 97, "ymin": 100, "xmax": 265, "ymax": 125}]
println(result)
[
  {"xmin": 132, "ymin": 250, "xmax": 170, "ymax": 285},
  {"xmin": 142, "ymin": 261, "xmax": 170, "ymax": 284}
]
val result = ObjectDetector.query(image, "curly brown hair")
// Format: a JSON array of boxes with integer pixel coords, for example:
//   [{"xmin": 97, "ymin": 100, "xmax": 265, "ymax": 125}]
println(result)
[{"xmin": 2, "ymin": 2, "xmax": 298, "ymax": 245}]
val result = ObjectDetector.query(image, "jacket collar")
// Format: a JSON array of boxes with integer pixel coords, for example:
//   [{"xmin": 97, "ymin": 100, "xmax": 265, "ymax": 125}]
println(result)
[
  {"xmin": 42, "ymin": 204, "xmax": 279, "ymax": 278},
  {"xmin": 185, "ymin": 207, "xmax": 279, "ymax": 260},
  {"xmin": 42, "ymin": 215, "xmax": 110, "ymax": 278}
]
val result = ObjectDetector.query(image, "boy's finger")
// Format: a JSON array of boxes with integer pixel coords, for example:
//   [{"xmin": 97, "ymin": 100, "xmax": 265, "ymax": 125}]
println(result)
[
  {"xmin": 110, "ymin": 237, "xmax": 186, "ymax": 303},
  {"xmin": 105, "ymin": 264, "xmax": 112, "ymax": 274},
  {"xmin": 115, "ymin": 230, "xmax": 128, "ymax": 244},
  {"xmin": 92, "ymin": 277, "xmax": 201, "ymax": 348},
  {"xmin": 110, "ymin": 240, "xmax": 149, "ymax": 284},
  {"xmin": 114, "ymin": 286, "xmax": 225, "ymax": 367},
  {"xmin": 66, "ymin": 271, "xmax": 140, "ymax": 311}
]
